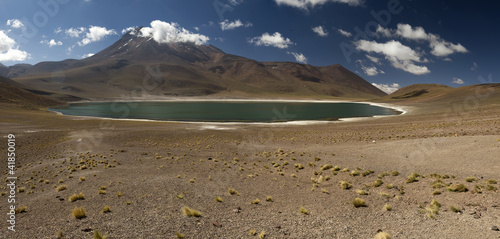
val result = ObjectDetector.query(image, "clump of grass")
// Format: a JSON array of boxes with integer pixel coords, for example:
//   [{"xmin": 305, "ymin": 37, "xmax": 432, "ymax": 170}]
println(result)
[
  {"xmin": 215, "ymin": 196, "xmax": 223, "ymax": 202},
  {"xmin": 56, "ymin": 185, "xmax": 67, "ymax": 192},
  {"xmin": 265, "ymin": 196, "xmax": 273, "ymax": 202},
  {"xmin": 450, "ymin": 205, "xmax": 462, "ymax": 213},
  {"xmin": 340, "ymin": 168, "xmax": 349, "ymax": 172},
  {"xmin": 251, "ymin": 199, "xmax": 260, "ymax": 204},
  {"xmin": 350, "ymin": 170, "xmax": 360, "ymax": 176},
  {"xmin": 249, "ymin": 229, "xmax": 257, "ymax": 236},
  {"xmin": 465, "ymin": 177, "xmax": 478, "ymax": 182},
  {"xmin": 182, "ymin": 206, "xmax": 202, "ymax": 217},
  {"xmin": 299, "ymin": 206, "xmax": 309, "ymax": 214},
  {"xmin": 79, "ymin": 177, "xmax": 86, "ymax": 182},
  {"xmin": 379, "ymin": 192, "xmax": 390, "ymax": 199},
  {"xmin": 374, "ymin": 231, "xmax": 391, "ymax": 239},
  {"xmin": 72, "ymin": 207, "xmax": 86, "ymax": 219},
  {"xmin": 353, "ymin": 198, "xmax": 367, "ymax": 208},
  {"xmin": 99, "ymin": 186, "xmax": 107, "ymax": 190},
  {"xmin": 15, "ymin": 206, "xmax": 27, "ymax": 214},
  {"xmin": 294, "ymin": 164, "xmax": 304, "ymax": 170},
  {"xmin": 383, "ymin": 204, "xmax": 392, "ymax": 211},
  {"xmin": 355, "ymin": 189, "xmax": 370, "ymax": 195},
  {"xmin": 321, "ymin": 189, "xmax": 329, "ymax": 194},
  {"xmin": 432, "ymin": 190, "xmax": 441, "ymax": 195},
  {"xmin": 431, "ymin": 180, "xmax": 445, "ymax": 189},
  {"xmin": 390, "ymin": 171, "xmax": 400, "ymax": 176},
  {"xmin": 372, "ymin": 179, "xmax": 383, "ymax": 187},
  {"xmin": 176, "ymin": 232, "xmax": 185, "ymax": 238},
  {"xmin": 69, "ymin": 192, "xmax": 85, "ymax": 202},
  {"xmin": 321, "ymin": 164, "xmax": 333, "ymax": 170},
  {"xmin": 486, "ymin": 184, "xmax": 498, "ymax": 191},
  {"xmin": 94, "ymin": 230, "xmax": 107, "ymax": 239},
  {"xmin": 487, "ymin": 179, "xmax": 497, "ymax": 184},
  {"xmin": 447, "ymin": 184, "xmax": 468, "ymax": 192},
  {"xmin": 406, "ymin": 173, "xmax": 419, "ymax": 183},
  {"xmin": 425, "ymin": 199, "xmax": 441, "ymax": 219},
  {"xmin": 258, "ymin": 230, "xmax": 266, "ymax": 239},
  {"xmin": 176, "ymin": 194, "xmax": 184, "ymax": 199},
  {"xmin": 98, "ymin": 189, "xmax": 106, "ymax": 194},
  {"xmin": 332, "ymin": 166, "xmax": 341, "ymax": 171},
  {"xmin": 116, "ymin": 191, "xmax": 122, "ymax": 197},
  {"xmin": 228, "ymin": 188, "xmax": 240, "ymax": 195},
  {"xmin": 102, "ymin": 205, "xmax": 111, "ymax": 213},
  {"xmin": 339, "ymin": 181, "xmax": 352, "ymax": 190},
  {"xmin": 386, "ymin": 184, "xmax": 394, "ymax": 189}
]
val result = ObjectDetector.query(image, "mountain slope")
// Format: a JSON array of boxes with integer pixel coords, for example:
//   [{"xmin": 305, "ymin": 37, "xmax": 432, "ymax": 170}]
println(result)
[
  {"xmin": 0, "ymin": 76, "xmax": 60, "ymax": 109},
  {"xmin": 5, "ymin": 28, "xmax": 386, "ymax": 100}
]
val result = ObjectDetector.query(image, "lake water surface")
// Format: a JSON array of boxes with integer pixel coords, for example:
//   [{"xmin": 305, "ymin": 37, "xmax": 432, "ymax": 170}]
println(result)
[{"xmin": 51, "ymin": 101, "xmax": 402, "ymax": 123}]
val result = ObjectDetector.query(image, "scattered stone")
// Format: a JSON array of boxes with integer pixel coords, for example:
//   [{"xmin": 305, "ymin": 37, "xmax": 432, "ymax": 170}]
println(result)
[
  {"xmin": 274, "ymin": 225, "xmax": 281, "ymax": 229},
  {"xmin": 491, "ymin": 226, "xmax": 499, "ymax": 231},
  {"xmin": 233, "ymin": 207, "xmax": 242, "ymax": 213},
  {"xmin": 81, "ymin": 228, "xmax": 92, "ymax": 232},
  {"xmin": 213, "ymin": 222, "xmax": 222, "ymax": 228}
]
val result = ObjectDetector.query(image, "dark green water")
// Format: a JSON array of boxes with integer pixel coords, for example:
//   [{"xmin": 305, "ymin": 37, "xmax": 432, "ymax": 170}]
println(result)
[{"xmin": 51, "ymin": 101, "xmax": 401, "ymax": 122}]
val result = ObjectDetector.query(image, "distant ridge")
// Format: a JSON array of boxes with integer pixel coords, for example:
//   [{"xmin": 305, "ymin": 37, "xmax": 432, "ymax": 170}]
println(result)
[{"xmin": 4, "ymin": 28, "xmax": 386, "ymax": 100}]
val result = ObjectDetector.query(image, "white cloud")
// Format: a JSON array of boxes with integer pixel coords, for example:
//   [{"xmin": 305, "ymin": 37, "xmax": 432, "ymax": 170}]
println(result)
[
  {"xmin": 372, "ymin": 83, "xmax": 400, "ymax": 94},
  {"xmin": 376, "ymin": 23, "xmax": 468, "ymax": 57},
  {"xmin": 0, "ymin": 30, "xmax": 29, "ymax": 62},
  {"xmin": 65, "ymin": 27, "xmax": 86, "ymax": 38},
  {"xmin": 274, "ymin": 0, "xmax": 364, "ymax": 10},
  {"xmin": 81, "ymin": 53, "xmax": 94, "ymax": 58},
  {"xmin": 54, "ymin": 27, "xmax": 63, "ymax": 34},
  {"xmin": 249, "ymin": 32, "xmax": 293, "ymax": 49},
  {"xmin": 451, "ymin": 77, "xmax": 464, "ymax": 85},
  {"xmin": 219, "ymin": 19, "xmax": 252, "ymax": 30},
  {"xmin": 289, "ymin": 52, "xmax": 308, "ymax": 63},
  {"xmin": 470, "ymin": 61, "xmax": 478, "ymax": 71},
  {"xmin": 194, "ymin": 27, "xmax": 200, "ymax": 31},
  {"xmin": 312, "ymin": 26, "xmax": 328, "ymax": 37},
  {"xmin": 337, "ymin": 29, "xmax": 352, "ymax": 37},
  {"xmin": 121, "ymin": 26, "xmax": 137, "ymax": 34},
  {"xmin": 355, "ymin": 39, "xmax": 430, "ymax": 75},
  {"xmin": 365, "ymin": 54, "xmax": 380, "ymax": 64},
  {"xmin": 6, "ymin": 19, "xmax": 24, "ymax": 29},
  {"xmin": 41, "ymin": 39, "xmax": 63, "ymax": 47},
  {"xmin": 78, "ymin": 26, "xmax": 117, "ymax": 46},
  {"xmin": 357, "ymin": 59, "xmax": 383, "ymax": 76},
  {"xmin": 138, "ymin": 20, "xmax": 210, "ymax": 45}
]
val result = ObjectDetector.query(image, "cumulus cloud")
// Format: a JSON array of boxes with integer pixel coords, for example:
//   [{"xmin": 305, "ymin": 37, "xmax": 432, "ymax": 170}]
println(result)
[
  {"xmin": 451, "ymin": 77, "xmax": 464, "ymax": 85},
  {"xmin": 312, "ymin": 26, "xmax": 328, "ymax": 37},
  {"xmin": 355, "ymin": 39, "xmax": 430, "ymax": 75},
  {"xmin": 138, "ymin": 20, "xmax": 210, "ymax": 45},
  {"xmin": 365, "ymin": 54, "xmax": 380, "ymax": 64},
  {"xmin": 357, "ymin": 60, "xmax": 383, "ymax": 76},
  {"xmin": 288, "ymin": 52, "xmax": 308, "ymax": 63},
  {"xmin": 65, "ymin": 27, "xmax": 86, "ymax": 38},
  {"xmin": 54, "ymin": 27, "xmax": 63, "ymax": 34},
  {"xmin": 78, "ymin": 26, "xmax": 117, "ymax": 46},
  {"xmin": 337, "ymin": 29, "xmax": 352, "ymax": 37},
  {"xmin": 220, "ymin": 19, "xmax": 252, "ymax": 30},
  {"xmin": 376, "ymin": 23, "xmax": 468, "ymax": 57},
  {"xmin": 372, "ymin": 83, "xmax": 400, "ymax": 94},
  {"xmin": 0, "ymin": 30, "xmax": 29, "ymax": 61},
  {"xmin": 249, "ymin": 32, "xmax": 294, "ymax": 49},
  {"xmin": 274, "ymin": 0, "xmax": 364, "ymax": 10},
  {"xmin": 40, "ymin": 39, "xmax": 63, "ymax": 47},
  {"xmin": 6, "ymin": 19, "xmax": 24, "ymax": 29}
]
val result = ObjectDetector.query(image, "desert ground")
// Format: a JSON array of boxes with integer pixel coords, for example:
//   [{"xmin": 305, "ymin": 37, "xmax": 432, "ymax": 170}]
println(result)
[{"xmin": 1, "ymin": 90, "xmax": 499, "ymax": 238}]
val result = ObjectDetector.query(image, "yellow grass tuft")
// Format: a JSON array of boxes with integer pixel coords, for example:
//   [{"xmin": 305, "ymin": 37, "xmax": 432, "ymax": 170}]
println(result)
[
  {"xmin": 258, "ymin": 230, "xmax": 266, "ymax": 239},
  {"xmin": 353, "ymin": 198, "xmax": 367, "ymax": 208},
  {"xmin": 93, "ymin": 229, "xmax": 107, "ymax": 239},
  {"xmin": 447, "ymin": 184, "xmax": 468, "ymax": 192},
  {"xmin": 228, "ymin": 188, "xmax": 240, "ymax": 195},
  {"xmin": 102, "ymin": 205, "xmax": 111, "ymax": 213},
  {"xmin": 374, "ymin": 231, "xmax": 391, "ymax": 239},
  {"xmin": 450, "ymin": 205, "xmax": 462, "ymax": 213},
  {"xmin": 356, "ymin": 189, "xmax": 370, "ymax": 195},
  {"xmin": 72, "ymin": 207, "xmax": 86, "ymax": 219},
  {"xmin": 69, "ymin": 193, "xmax": 85, "ymax": 202},
  {"xmin": 251, "ymin": 199, "xmax": 260, "ymax": 204},
  {"xmin": 215, "ymin": 196, "xmax": 223, "ymax": 202},
  {"xmin": 383, "ymin": 204, "xmax": 392, "ymax": 211},
  {"xmin": 56, "ymin": 185, "xmax": 67, "ymax": 192},
  {"xmin": 182, "ymin": 206, "xmax": 202, "ymax": 217},
  {"xmin": 265, "ymin": 196, "xmax": 273, "ymax": 202},
  {"xmin": 15, "ymin": 206, "xmax": 27, "ymax": 214},
  {"xmin": 249, "ymin": 229, "xmax": 257, "ymax": 236},
  {"xmin": 339, "ymin": 181, "xmax": 352, "ymax": 190},
  {"xmin": 299, "ymin": 206, "xmax": 309, "ymax": 214},
  {"xmin": 465, "ymin": 177, "xmax": 478, "ymax": 182}
]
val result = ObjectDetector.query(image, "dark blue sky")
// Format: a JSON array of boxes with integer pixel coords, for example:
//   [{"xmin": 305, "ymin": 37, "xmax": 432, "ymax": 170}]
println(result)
[{"xmin": 0, "ymin": 0, "xmax": 498, "ymax": 93}]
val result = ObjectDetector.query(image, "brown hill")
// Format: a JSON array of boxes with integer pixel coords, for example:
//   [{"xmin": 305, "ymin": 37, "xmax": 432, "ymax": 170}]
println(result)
[
  {"xmin": 0, "ymin": 76, "xmax": 61, "ymax": 109},
  {"xmin": 6, "ymin": 28, "xmax": 386, "ymax": 100}
]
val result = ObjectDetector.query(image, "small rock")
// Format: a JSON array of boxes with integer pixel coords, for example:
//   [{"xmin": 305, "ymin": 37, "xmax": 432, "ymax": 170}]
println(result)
[
  {"xmin": 213, "ymin": 222, "xmax": 222, "ymax": 228},
  {"xmin": 274, "ymin": 225, "xmax": 281, "ymax": 229},
  {"xmin": 491, "ymin": 226, "xmax": 499, "ymax": 231},
  {"xmin": 81, "ymin": 228, "xmax": 92, "ymax": 232}
]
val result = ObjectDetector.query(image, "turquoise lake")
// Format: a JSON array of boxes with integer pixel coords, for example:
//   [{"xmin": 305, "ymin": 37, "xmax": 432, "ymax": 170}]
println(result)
[{"xmin": 51, "ymin": 101, "xmax": 401, "ymax": 123}]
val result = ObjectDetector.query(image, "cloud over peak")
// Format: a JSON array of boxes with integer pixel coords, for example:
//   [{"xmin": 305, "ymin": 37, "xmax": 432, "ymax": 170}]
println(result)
[
  {"xmin": 220, "ymin": 19, "xmax": 252, "ymax": 30},
  {"xmin": 372, "ymin": 83, "xmax": 400, "ymax": 94},
  {"xmin": 138, "ymin": 20, "xmax": 209, "ymax": 45},
  {"xmin": 249, "ymin": 32, "xmax": 294, "ymax": 49},
  {"xmin": 289, "ymin": 51, "xmax": 308, "ymax": 63}
]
